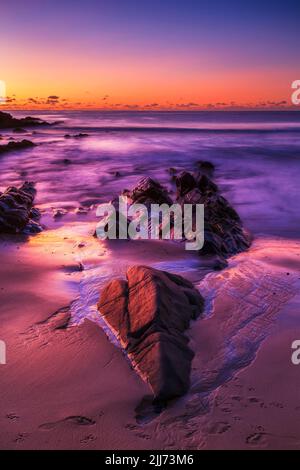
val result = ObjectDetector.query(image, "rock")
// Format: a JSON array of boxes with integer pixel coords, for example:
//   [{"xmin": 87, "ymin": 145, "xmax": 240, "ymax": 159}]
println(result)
[
  {"xmin": 0, "ymin": 111, "xmax": 49, "ymax": 129},
  {"xmin": 52, "ymin": 208, "xmax": 67, "ymax": 218},
  {"xmin": 176, "ymin": 171, "xmax": 217, "ymax": 197},
  {"xmin": 13, "ymin": 127, "xmax": 27, "ymax": 133},
  {"xmin": 175, "ymin": 170, "xmax": 250, "ymax": 261},
  {"xmin": 176, "ymin": 171, "xmax": 197, "ymax": 197},
  {"xmin": 196, "ymin": 160, "xmax": 215, "ymax": 176},
  {"xmin": 195, "ymin": 173, "xmax": 218, "ymax": 194},
  {"xmin": 0, "ymin": 140, "xmax": 36, "ymax": 154},
  {"xmin": 130, "ymin": 177, "xmax": 173, "ymax": 206},
  {"xmin": 64, "ymin": 133, "xmax": 89, "ymax": 139},
  {"xmin": 0, "ymin": 182, "xmax": 42, "ymax": 234},
  {"xmin": 74, "ymin": 133, "xmax": 89, "ymax": 138},
  {"xmin": 74, "ymin": 206, "xmax": 88, "ymax": 215},
  {"xmin": 98, "ymin": 265, "xmax": 204, "ymax": 401}
]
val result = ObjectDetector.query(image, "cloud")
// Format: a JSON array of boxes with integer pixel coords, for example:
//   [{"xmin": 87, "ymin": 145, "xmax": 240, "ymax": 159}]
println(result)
[
  {"xmin": 144, "ymin": 103, "xmax": 159, "ymax": 108},
  {"xmin": 5, "ymin": 96, "xmax": 16, "ymax": 103},
  {"xmin": 46, "ymin": 95, "xmax": 60, "ymax": 105}
]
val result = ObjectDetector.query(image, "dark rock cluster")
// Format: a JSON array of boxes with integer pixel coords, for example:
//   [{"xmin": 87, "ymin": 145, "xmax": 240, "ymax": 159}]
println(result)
[
  {"xmin": 0, "ymin": 182, "xmax": 42, "ymax": 234},
  {"xmin": 98, "ymin": 162, "xmax": 250, "ymax": 268}
]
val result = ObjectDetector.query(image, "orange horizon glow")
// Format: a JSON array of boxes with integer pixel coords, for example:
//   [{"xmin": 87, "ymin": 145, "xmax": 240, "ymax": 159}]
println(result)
[{"xmin": 1, "ymin": 2, "xmax": 299, "ymax": 111}]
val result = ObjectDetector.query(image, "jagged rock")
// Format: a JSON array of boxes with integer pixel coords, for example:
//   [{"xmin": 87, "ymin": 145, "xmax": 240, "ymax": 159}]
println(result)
[
  {"xmin": 130, "ymin": 177, "xmax": 173, "ymax": 206},
  {"xmin": 176, "ymin": 171, "xmax": 197, "ymax": 197},
  {"xmin": 0, "ymin": 182, "xmax": 42, "ymax": 234},
  {"xmin": 52, "ymin": 208, "xmax": 67, "ymax": 218},
  {"xmin": 196, "ymin": 160, "xmax": 215, "ymax": 176},
  {"xmin": 0, "ymin": 111, "xmax": 49, "ymax": 129},
  {"xmin": 195, "ymin": 173, "xmax": 218, "ymax": 194},
  {"xmin": 175, "ymin": 169, "xmax": 250, "ymax": 264},
  {"xmin": 98, "ymin": 265, "xmax": 204, "ymax": 401},
  {"xmin": 0, "ymin": 140, "xmax": 36, "ymax": 154},
  {"xmin": 95, "ymin": 167, "xmax": 250, "ymax": 270}
]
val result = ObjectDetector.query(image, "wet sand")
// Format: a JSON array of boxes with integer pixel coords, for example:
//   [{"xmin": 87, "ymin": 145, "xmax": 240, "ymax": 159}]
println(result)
[{"xmin": 0, "ymin": 230, "xmax": 299, "ymax": 449}]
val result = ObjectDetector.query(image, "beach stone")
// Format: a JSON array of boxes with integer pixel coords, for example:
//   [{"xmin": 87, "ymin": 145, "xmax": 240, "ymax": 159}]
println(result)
[
  {"xmin": 176, "ymin": 171, "xmax": 197, "ymax": 197},
  {"xmin": 0, "ymin": 139, "xmax": 36, "ymax": 154},
  {"xmin": 0, "ymin": 181, "xmax": 42, "ymax": 234},
  {"xmin": 98, "ymin": 265, "xmax": 204, "ymax": 401}
]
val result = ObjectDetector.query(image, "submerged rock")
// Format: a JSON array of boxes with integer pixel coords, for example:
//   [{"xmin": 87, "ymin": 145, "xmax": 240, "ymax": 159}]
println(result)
[
  {"xmin": 0, "ymin": 182, "xmax": 42, "ymax": 234},
  {"xmin": 13, "ymin": 127, "xmax": 27, "ymax": 133},
  {"xmin": 98, "ymin": 265, "xmax": 204, "ymax": 401},
  {"xmin": 196, "ymin": 160, "xmax": 215, "ymax": 177},
  {"xmin": 0, "ymin": 139, "xmax": 36, "ymax": 154},
  {"xmin": 0, "ymin": 111, "xmax": 49, "ymax": 129}
]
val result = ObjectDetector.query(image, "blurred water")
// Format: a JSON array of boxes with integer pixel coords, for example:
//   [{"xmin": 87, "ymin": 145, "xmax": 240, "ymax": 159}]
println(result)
[{"xmin": 1, "ymin": 110, "xmax": 300, "ymax": 239}]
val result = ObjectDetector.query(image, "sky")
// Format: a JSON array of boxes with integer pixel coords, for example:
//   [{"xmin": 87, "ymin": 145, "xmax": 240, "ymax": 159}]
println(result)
[{"xmin": 1, "ymin": 0, "xmax": 299, "ymax": 110}]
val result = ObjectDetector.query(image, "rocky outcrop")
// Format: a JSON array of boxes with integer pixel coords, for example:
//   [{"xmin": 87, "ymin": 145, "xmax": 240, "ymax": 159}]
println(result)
[
  {"xmin": 130, "ymin": 177, "xmax": 173, "ymax": 206},
  {"xmin": 95, "ymin": 163, "xmax": 250, "ymax": 269},
  {"xmin": 98, "ymin": 265, "xmax": 204, "ymax": 402},
  {"xmin": 175, "ymin": 169, "xmax": 250, "ymax": 267},
  {"xmin": 0, "ymin": 182, "xmax": 42, "ymax": 234},
  {"xmin": 0, "ymin": 111, "xmax": 49, "ymax": 129},
  {"xmin": 64, "ymin": 133, "xmax": 89, "ymax": 139},
  {"xmin": 0, "ymin": 140, "xmax": 36, "ymax": 154}
]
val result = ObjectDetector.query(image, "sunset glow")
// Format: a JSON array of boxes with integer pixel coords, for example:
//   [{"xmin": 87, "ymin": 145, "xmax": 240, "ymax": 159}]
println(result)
[{"xmin": 1, "ymin": 0, "xmax": 299, "ymax": 110}]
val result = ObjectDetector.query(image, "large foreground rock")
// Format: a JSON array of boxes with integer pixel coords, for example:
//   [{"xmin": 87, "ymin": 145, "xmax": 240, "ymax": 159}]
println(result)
[
  {"xmin": 0, "ymin": 182, "xmax": 42, "ymax": 234},
  {"xmin": 98, "ymin": 266, "xmax": 204, "ymax": 401},
  {"xmin": 0, "ymin": 111, "xmax": 49, "ymax": 129}
]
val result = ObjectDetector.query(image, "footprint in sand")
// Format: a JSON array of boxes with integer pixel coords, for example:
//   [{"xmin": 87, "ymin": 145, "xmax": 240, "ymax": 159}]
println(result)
[
  {"xmin": 248, "ymin": 397, "xmax": 261, "ymax": 404},
  {"xmin": 246, "ymin": 432, "xmax": 267, "ymax": 447},
  {"xmin": 13, "ymin": 433, "xmax": 28, "ymax": 443},
  {"xmin": 80, "ymin": 434, "xmax": 97, "ymax": 444},
  {"xmin": 39, "ymin": 415, "xmax": 96, "ymax": 430},
  {"xmin": 208, "ymin": 421, "xmax": 231, "ymax": 435},
  {"xmin": 6, "ymin": 413, "xmax": 19, "ymax": 421}
]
